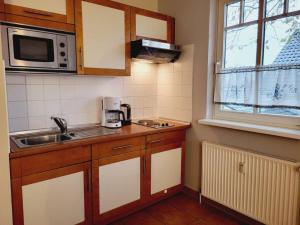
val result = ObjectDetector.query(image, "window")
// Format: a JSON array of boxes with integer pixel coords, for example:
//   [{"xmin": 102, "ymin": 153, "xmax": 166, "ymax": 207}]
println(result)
[{"xmin": 215, "ymin": 0, "xmax": 300, "ymax": 129}]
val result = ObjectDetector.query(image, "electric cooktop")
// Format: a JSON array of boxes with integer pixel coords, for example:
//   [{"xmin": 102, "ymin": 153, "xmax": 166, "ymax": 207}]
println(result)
[{"xmin": 135, "ymin": 119, "xmax": 175, "ymax": 129}]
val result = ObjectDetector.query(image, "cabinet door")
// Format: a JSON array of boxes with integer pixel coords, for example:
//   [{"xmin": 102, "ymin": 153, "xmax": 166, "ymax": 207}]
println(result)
[
  {"xmin": 150, "ymin": 148, "xmax": 182, "ymax": 195},
  {"xmin": 131, "ymin": 7, "xmax": 175, "ymax": 43},
  {"xmin": 11, "ymin": 163, "xmax": 91, "ymax": 225},
  {"xmin": 4, "ymin": 0, "xmax": 74, "ymax": 24},
  {"xmin": 75, "ymin": 0, "xmax": 131, "ymax": 76},
  {"xmin": 93, "ymin": 151, "xmax": 144, "ymax": 224}
]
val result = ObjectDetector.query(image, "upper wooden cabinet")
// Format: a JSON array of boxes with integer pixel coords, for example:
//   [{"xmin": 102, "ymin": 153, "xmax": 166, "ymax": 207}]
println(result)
[
  {"xmin": 75, "ymin": 0, "xmax": 131, "ymax": 76},
  {"xmin": 3, "ymin": 0, "xmax": 75, "ymax": 24},
  {"xmin": 131, "ymin": 7, "xmax": 175, "ymax": 44}
]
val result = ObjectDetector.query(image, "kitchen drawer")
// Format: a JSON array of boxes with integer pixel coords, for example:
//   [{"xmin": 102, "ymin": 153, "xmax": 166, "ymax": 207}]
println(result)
[
  {"xmin": 146, "ymin": 130, "xmax": 185, "ymax": 148},
  {"xmin": 92, "ymin": 136, "xmax": 145, "ymax": 159},
  {"xmin": 10, "ymin": 146, "xmax": 91, "ymax": 178}
]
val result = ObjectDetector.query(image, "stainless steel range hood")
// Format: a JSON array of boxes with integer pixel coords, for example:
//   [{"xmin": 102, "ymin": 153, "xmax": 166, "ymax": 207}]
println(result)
[{"xmin": 131, "ymin": 39, "xmax": 181, "ymax": 64}]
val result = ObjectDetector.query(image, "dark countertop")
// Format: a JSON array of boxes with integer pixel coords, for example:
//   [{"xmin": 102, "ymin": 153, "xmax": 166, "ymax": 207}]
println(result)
[{"xmin": 10, "ymin": 122, "xmax": 191, "ymax": 159}]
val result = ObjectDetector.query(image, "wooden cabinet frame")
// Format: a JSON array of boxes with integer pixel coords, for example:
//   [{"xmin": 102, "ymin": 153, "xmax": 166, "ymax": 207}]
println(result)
[
  {"xmin": 11, "ymin": 162, "xmax": 92, "ymax": 225},
  {"xmin": 75, "ymin": 0, "xmax": 131, "ymax": 76},
  {"xmin": 130, "ymin": 7, "xmax": 175, "ymax": 44},
  {"xmin": 1, "ymin": 0, "xmax": 75, "ymax": 32},
  {"xmin": 92, "ymin": 150, "xmax": 146, "ymax": 224}
]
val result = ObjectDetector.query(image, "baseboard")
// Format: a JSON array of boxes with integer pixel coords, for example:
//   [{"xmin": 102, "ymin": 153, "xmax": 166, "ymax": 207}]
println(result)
[
  {"xmin": 182, "ymin": 187, "xmax": 264, "ymax": 225},
  {"xmin": 201, "ymin": 196, "xmax": 265, "ymax": 225},
  {"xmin": 182, "ymin": 186, "xmax": 200, "ymax": 201}
]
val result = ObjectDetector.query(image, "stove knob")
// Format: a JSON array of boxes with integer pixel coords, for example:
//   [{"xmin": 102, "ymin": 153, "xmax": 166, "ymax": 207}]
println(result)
[
  {"xmin": 162, "ymin": 123, "xmax": 165, "ymax": 127},
  {"xmin": 166, "ymin": 123, "xmax": 169, "ymax": 126}
]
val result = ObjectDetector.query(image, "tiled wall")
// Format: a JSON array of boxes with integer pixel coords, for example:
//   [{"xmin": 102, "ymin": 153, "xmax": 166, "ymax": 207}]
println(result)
[
  {"xmin": 6, "ymin": 45, "xmax": 193, "ymax": 132},
  {"xmin": 157, "ymin": 45, "xmax": 193, "ymax": 122},
  {"xmin": 6, "ymin": 62, "xmax": 158, "ymax": 132}
]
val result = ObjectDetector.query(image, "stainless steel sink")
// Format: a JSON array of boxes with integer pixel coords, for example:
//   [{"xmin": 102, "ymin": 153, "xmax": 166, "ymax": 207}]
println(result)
[
  {"xmin": 11, "ymin": 125, "xmax": 121, "ymax": 149},
  {"xmin": 14, "ymin": 133, "xmax": 75, "ymax": 148}
]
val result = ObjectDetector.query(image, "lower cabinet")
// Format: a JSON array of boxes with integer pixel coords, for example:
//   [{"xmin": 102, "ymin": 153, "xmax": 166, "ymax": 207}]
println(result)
[
  {"xmin": 10, "ymin": 130, "xmax": 187, "ymax": 225},
  {"xmin": 150, "ymin": 148, "xmax": 182, "ymax": 195},
  {"xmin": 92, "ymin": 151, "xmax": 145, "ymax": 224},
  {"xmin": 145, "ymin": 130, "xmax": 185, "ymax": 201},
  {"xmin": 11, "ymin": 162, "xmax": 92, "ymax": 225}
]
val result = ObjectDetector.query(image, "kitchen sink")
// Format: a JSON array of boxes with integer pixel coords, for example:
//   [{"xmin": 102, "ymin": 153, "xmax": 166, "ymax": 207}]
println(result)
[
  {"xmin": 11, "ymin": 125, "xmax": 121, "ymax": 149},
  {"xmin": 15, "ymin": 133, "xmax": 75, "ymax": 148}
]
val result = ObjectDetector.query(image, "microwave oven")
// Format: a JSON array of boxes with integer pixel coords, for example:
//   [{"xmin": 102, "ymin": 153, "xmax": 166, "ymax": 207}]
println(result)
[{"xmin": 1, "ymin": 23, "xmax": 76, "ymax": 73}]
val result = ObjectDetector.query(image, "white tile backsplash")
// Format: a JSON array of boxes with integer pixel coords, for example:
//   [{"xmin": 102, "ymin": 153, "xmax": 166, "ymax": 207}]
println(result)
[
  {"xmin": 6, "ymin": 63, "xmax": 158, "ymax": 132},
  {"xmin": 157, "ymin": 45, "xmax": 194, "ymax": 122},
  {"xmin": 26, "ymin": 85, "xmax": 44, "ymax": 101},
  {"xmin": 6, "ymin": 45, "xmax": 193, "ymax": 132},
  {"xmin": 7, "ymin": 101, "xmax": 27, "ymax": 118},
  {"xmin": 6, "ymin": 85, "xmax": 27, "ymax": 101},
  {"xmin": 44, "ymin": 85, "xmax": 60, "ymax": 100}
]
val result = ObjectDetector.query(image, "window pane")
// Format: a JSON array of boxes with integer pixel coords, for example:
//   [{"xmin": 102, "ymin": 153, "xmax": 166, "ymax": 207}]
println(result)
[
  {"xmin": 289, "ymin": 0, "xmax": 300, "ymax": 12},
  {"xmin": 222, "ymin": 104, "xmax": 254, "ymax": 113},
  {"xmin": 224, "ymin": 24, "xmax": 258, "ymax": 68},
  {"xmin": 244, "ymin": 0, "xmax": 259, "ymax": 22},
  {"xmin": 259, "ymin": 107, "xmax": 300, "ymax": 116},
  {"xmin": 226, "ymin": 2, "xmax": 240, "ymax": 27},
  {"xmin": 265, "ymin": 0, "xmax": 284, "ymax": 17},
  {"xmin": 263, "ymin": 16, "xmax": 300, "ymax": 65}
]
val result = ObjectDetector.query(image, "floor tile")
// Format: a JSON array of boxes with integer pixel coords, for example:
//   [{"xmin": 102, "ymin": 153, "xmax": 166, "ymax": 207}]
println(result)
[
  {"xmin": 121, "ymin": 211, "xmax": 164, "ymax": 225},
  {"xmin": 145, "ymin": 201, "xmax": 198, "ymax": 225},
  {"xmin": 109, "ymin": 194, "xmax": 242, "ymax": 225}
]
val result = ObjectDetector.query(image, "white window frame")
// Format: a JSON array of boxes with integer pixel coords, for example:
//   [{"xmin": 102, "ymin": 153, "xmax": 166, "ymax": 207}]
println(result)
[{"xmin": 214, "ymin": 0, "xmax": 300, "ymax": 130}]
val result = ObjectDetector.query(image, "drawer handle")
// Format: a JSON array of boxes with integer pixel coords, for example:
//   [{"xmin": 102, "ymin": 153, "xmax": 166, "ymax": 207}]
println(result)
[
  {"xmin": 112, "ymin": 144, "xmax": 133, "ymax": 151},
  {"xmin": 149, "ymin": 140, "xmax": 162, "ymax": 144},
  {"xmin": 24, "ymin": 10, "xmax": 53, "ymax": 17}
]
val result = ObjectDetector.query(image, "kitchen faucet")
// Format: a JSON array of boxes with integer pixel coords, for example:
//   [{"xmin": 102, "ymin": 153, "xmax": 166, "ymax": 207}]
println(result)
[{"xmin": 51, "ymin": 116, "xmax": 68, "ymax": 134}]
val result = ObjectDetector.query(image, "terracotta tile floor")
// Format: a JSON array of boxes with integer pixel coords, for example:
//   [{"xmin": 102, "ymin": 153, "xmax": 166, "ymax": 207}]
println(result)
[{"xmin": 110, "ymin": 194, "xmax": 244, "ymax": 225}]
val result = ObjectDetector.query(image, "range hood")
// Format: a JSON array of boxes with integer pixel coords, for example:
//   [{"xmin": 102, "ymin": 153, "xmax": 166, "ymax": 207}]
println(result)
[{"xmin": 131, "ymin": 39, "xmax": 181, "ymax": 64}]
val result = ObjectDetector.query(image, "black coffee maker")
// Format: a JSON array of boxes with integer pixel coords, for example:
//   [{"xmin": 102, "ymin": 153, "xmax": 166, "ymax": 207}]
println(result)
[{"xmin": 120, "ymin": 104, "xmax": 132, "ymax": 126}]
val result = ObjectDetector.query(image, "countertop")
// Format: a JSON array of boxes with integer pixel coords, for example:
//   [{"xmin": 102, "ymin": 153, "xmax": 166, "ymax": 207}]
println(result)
[{"xmin": 10, "ymin": 122, "xmax": 191, "ymax": 159}]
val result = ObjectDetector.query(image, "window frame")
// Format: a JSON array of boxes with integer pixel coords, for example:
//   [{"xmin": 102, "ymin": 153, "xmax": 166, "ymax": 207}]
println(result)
[{"xmin": 214, "ymin": 0, "xmax": 300, "ymax": 129}]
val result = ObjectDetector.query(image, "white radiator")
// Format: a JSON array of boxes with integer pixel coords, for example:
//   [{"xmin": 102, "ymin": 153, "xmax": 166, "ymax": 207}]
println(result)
[{"xmin": 202, "ymin": 141, "xmax": 300, "ymax": 225}]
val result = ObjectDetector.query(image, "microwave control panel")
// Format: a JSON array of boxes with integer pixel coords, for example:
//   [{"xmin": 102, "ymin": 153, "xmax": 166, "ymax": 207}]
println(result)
[{"xmin": 57, "ymin": 35, "xmax": 69, "ymax": 68}]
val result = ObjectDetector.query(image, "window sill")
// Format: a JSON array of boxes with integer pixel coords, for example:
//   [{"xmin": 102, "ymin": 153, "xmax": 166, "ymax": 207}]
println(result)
[{"xmin": 198, "ymin": 119, "xmax": 300, "ymax": 140}]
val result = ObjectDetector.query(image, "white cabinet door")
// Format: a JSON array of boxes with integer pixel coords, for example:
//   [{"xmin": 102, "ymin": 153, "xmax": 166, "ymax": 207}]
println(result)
[
  {"xmin": 77, "ymin": 0, "xmax": 130, "ymax": 75},
  {"xmin": 22, "ymin": 172, "xmax": 85, "ymax": 225},
  {"xmin": 136, "ymin": 15, "xmax": 168, "ymax": 41},
  {"xmin": 4, "ymin": 0, "xmax": 67, "ymax": 15},
  {"xmin": 99, "ymin": 157, "xmax": 140, "ymax": 214},
  {"xmin": 151, "ymin": 148, "xmax": 182, "ymax": 195}
]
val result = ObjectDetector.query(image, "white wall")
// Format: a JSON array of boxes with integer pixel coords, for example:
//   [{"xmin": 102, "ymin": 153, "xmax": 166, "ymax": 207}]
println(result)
[
  {"xmin": 0, "ymin": 39, "xmax": 13, "ymax": 225},
  {"xmin": 158, "ymin": 0, "xmax": 300, "ymax": 192},
  {"xmin": 113, "ymin": 0, "xmax": 158, "ymax": 11}
]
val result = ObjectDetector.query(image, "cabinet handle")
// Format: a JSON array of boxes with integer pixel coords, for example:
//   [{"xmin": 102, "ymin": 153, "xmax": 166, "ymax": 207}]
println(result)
[
  {"xmin": 79, "ymin": 47, "xmax": 84, "ymax": 70},
  {"xmin": 24, "ymin": 10, "xmax": 53, "ymax": 17},
  {"xmin": 88, "ymin": 169, "xmax": 92, "ymax": 193},
  {"xmin": 112, "ymin": 144, "xmax": 133, "ymax": 151},
  {"xmin": 143, "ymin": 156, "xmax": 147, "ymax": 176},
  {"xmin": 149, "ymin": 140, "xmax": 162, "ymax": 144}
]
